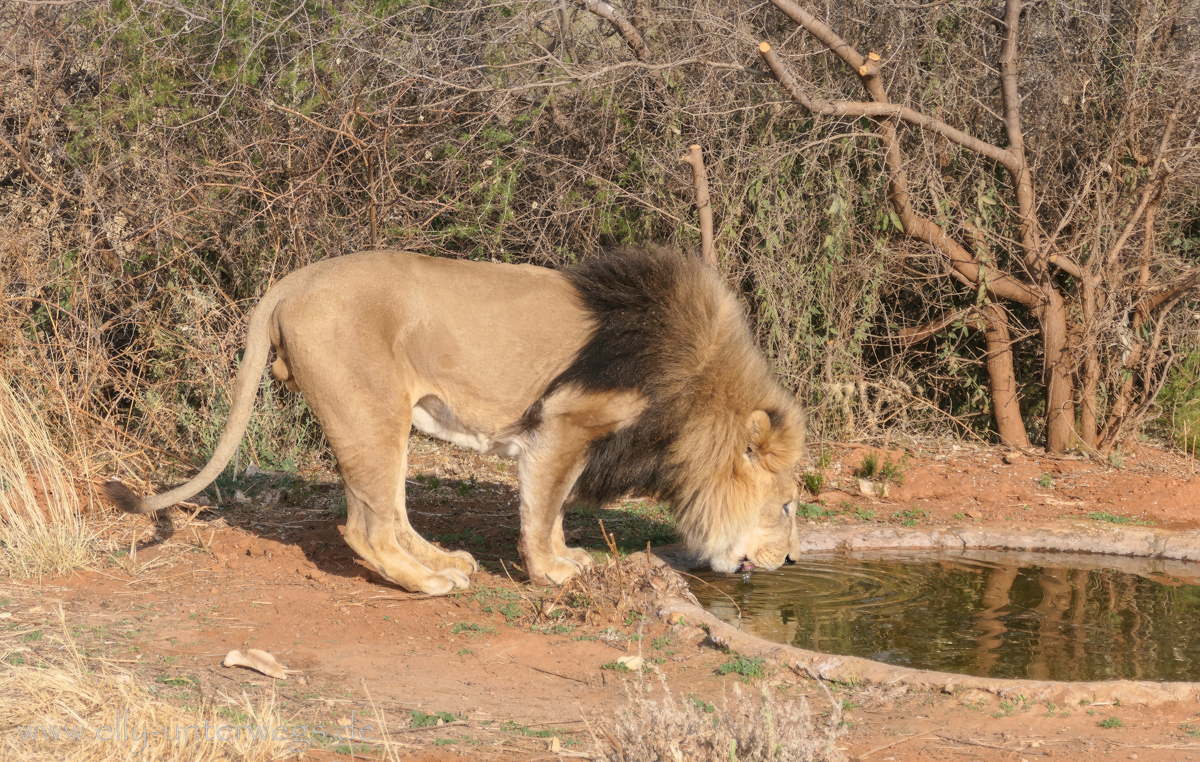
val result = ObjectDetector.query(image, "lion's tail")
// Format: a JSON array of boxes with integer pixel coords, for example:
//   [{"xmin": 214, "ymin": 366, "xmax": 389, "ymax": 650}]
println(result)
[{"xmin": 102, "ymin": 283, "xmax": 289, "ymax": 515}]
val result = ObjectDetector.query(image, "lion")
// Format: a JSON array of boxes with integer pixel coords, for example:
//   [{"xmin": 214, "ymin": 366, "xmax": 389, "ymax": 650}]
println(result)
[{"xmin": 104, "ymin": 247, "xmax": 806, "ymax": 594}]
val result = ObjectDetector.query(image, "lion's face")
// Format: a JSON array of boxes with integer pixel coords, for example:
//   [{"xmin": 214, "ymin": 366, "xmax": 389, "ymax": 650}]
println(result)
[
  {"xmin": 700, "ymin": 409, "xmax": 804, "ymax": 574},
  {"xmin": 710, "ymin": 467, "xmax": 801, "ymax": 573}
]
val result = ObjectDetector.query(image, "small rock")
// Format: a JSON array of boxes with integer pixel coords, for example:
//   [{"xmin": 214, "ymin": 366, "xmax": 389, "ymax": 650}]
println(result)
[
  {"xmin": 234, "ymin": 490, "xmax": 248, "ymax": 504},
  {"xmin": 957, "ymin": 689, "xmax": 991, "ymax": 706},
  {"xmin": 0, "ymin": 612, "xmax": 11, "ymax": 619},
  {"xmin": 617, "ymin": 655, "xmax": 644, "ymax": 670},
  {"xmin": 858, "ymin": 480, "xmax": 889, "ymax": 498},
  {"xmin": 672, "ymin": 624, "xmax": 708, "ymax": 645},
  {"xmin": 1003, "ymin": 451, "xmax": 1024, "ymax": 464},
  {"xmin": 965, "ymin": 509, "xmax": 984, "ymax": 520},
  {"xmin": 549, "ymin": 737, "xmax": 562, "ymax": 752}
]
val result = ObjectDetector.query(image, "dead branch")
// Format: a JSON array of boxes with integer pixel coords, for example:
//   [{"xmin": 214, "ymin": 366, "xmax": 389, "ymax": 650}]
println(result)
[
  {"xmin": 1047, "ymin": 253, "xmax": 1083, "ymax": 280},
  {"xmin": 892, "ymin": 308, "xmax": 981, "ymax": 345},
  {"xmin": 757, "ymin": 43, "xmax": 1012, "ymax": 166},
  {"xmin": 768, "ymin": 0, "xmax": 863, "ymax": 71},
  {"xmin": 582, "ymin": 0, "xmax": 650, "ymax": 62},
  {"xmin": 999, "ymin": 0, "xmax": 1042, "ymax": 273},
  {"xmin": 679, "ymin": 144, "xmax": 715, "ymax": 268},
  {"xmin": 758, "ymin": 42, "xmax": 1038, "ymax": 306},
  {"xmin": 1140, "ymin": 267, "xmax": 1200, "ymax": 316}
]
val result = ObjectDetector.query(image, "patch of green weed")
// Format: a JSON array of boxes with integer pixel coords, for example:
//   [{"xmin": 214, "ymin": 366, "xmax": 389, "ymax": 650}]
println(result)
[
  {"xmin": 1086, "ymin": 512, "xmax": 1153, "ymax": 526},
  {"xmin": 411, "ymin": 710, "xmax": 458, "ymax": 728},
  {"xmin": 450, "ymin": 622, "xmax": 495, "ymax": 636},
  {"xmin": 858, "ymin": 452, "xmax": 906, "ymax": 486},
  {"xmin": 717, "ymin": 655, "xmax": 766, "ymax": 679},
  {"xmin": 803, "ymin": 472, "xmax": 824, "ymax": 495}
]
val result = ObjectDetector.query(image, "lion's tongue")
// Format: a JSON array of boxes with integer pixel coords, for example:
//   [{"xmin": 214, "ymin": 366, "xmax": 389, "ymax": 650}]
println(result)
[{"xmin": 739, "ymin": 561, "xmax": 755, "ymax": 573}]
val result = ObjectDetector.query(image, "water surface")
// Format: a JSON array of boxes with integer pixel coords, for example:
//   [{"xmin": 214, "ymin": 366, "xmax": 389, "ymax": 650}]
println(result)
[{"xmin": 692, "ymin": 550, "xmax": 1200, "ymax": 682}]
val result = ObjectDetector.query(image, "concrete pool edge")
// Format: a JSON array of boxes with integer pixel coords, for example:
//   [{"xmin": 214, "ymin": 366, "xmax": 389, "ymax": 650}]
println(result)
[
  {"xmin": 788, "ymin": 519, "xmax": 1200, "ymax": 560},
  {"xmin": 645, "ymin": 520, "xmax": 1200, "ymax": 707}
]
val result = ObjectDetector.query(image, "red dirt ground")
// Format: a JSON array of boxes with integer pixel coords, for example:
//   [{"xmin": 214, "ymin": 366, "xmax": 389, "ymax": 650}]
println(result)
[{"xmin": 8, "ymin": 435, "xmax": 1200, "ymax": 760}]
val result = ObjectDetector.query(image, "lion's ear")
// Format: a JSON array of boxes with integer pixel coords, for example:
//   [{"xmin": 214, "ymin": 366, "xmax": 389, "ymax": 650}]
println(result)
[{"xmin": 747, "ymin": 410, "xmax": 772, "ymax": 452}]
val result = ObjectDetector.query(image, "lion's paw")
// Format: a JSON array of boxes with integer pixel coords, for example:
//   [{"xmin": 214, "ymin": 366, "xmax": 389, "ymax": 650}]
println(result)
[
  {"xmin": 563, "ymin": 547, "xmax": 594, "ymax": 569},
  {"xmin": 416, "ymin": 567, "xmax": 471, "ymax": 595},
  {"xmin": 446, "ymin": 549, "xmax": 479, "ymax": 574},
  {"xmin": 530, "ymin": 556, "xmax": 585, "ymax": 586}
]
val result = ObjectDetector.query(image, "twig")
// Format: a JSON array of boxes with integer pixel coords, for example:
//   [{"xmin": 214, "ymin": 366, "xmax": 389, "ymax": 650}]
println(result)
[
  {"xmin": 394, "ymin": 719, "xmax": 468, "ymax": 733},
  {"xmin": 758, "ymin": 43, "xmax": 1012, "ymax": 166},
  {"xmin": 0, "ymin": 132, "xmax": 79, "ymax": 200},
  {"xmin": 527, "ymin": 664, "xmax": 596, "ymax": 686},
  {"xmin": 936, "ymin": 735, "xmax": 1026, "ymax": 753},
  {"xmin": 858, "ymin": 728, "xmax": 940, "ymax": 759}
]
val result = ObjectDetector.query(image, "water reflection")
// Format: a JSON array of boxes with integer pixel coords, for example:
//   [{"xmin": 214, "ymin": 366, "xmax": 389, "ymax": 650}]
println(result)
[{"xmin": 693, "ymin": 550, "xmax": 1200, "ymax": 681}]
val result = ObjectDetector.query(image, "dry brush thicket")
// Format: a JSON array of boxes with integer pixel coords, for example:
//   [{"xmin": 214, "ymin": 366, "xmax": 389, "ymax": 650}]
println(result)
[
  {"xmin": 598, "ymin": 673, "xmax": 846, "ymax": 762},
  {"xmin": 1, "ymin": 0, "xmax": 1199, "ymax": 495}
]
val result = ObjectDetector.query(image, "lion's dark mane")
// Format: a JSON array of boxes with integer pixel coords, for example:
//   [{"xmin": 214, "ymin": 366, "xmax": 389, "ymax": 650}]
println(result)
[{"xmin": 522, "ymin": 246, "xmax": 783, "ymax": 512}]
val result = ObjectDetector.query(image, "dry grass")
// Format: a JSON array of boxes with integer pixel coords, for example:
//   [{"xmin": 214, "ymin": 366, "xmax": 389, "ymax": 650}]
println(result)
[
  {"xmin": 0, "ymin": 608, "xmax": 292, "ymax": 761},
  {"xmin": 593, "ymin": 669, "xmax": 846, "ymax": 762},
  {"xmin": 0, "ymin": 380, "xmax": 98, "ymax": 579}
]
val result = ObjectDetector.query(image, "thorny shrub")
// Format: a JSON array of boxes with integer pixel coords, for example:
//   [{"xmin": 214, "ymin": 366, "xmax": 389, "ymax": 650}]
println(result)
[{"xmin": 0, "ymin": 0, "xmax": 1197, "ymax": 488}]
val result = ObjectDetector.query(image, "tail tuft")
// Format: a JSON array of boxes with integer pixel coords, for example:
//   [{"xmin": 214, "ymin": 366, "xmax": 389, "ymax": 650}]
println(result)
[{"xmin": 101, "ymin": 480, "xmax": 146, "ymax": 514}]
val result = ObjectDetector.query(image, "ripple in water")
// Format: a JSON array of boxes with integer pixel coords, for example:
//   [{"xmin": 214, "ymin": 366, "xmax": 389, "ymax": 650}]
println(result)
[{"xmin": 692, "ymin": 549, "xmax": 1200, "ymax": 682}]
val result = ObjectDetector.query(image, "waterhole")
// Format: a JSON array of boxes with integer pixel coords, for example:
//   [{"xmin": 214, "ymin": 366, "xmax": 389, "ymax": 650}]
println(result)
[{"xmin": 693, "ymin": 549, "xmax": 1200, "ymax": 682}]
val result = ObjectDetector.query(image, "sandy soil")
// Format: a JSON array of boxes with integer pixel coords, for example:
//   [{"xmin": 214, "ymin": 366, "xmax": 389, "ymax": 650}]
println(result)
[{"xmin": 7, "ymin": 435, "xmax": 1200, "ymax": 761}]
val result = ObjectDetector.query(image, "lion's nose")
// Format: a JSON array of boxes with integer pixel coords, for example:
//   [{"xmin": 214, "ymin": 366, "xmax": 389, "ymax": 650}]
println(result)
[{"xmin": 784, "ymin": 555, "xmax": 796, "ymax": 565}]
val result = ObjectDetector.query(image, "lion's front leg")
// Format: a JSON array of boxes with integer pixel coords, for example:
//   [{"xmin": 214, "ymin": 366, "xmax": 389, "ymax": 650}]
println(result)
[
  {"xmin": 516, "ymin": 440, "xmax": 592, "ymax": 587},
  {"xmin": 550, "ymin": 510, "xmax": 595, "ymax": 569}
]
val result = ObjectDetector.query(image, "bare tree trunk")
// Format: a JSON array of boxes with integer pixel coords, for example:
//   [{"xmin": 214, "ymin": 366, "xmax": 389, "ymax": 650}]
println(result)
[
  {"xmin": 1040, "ymin": 295, "xmax": 1075, "ymax": 452},
  {"xmin": 982, "ymin": 300, "xmax": 1030, "ymax": 447},
  {"xmin": 1079, "ymin": 276, "xmax": 1101, "ymax": 449},
  {"xmin": 1000, "ymin": 0, "xmax": 1073, "ymax": 452}
]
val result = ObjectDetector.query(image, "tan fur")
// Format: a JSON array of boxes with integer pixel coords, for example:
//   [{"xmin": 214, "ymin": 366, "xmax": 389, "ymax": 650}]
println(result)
[{"xmin": 103, "ymin": 249, "xmax": 805, "ymax": 593}]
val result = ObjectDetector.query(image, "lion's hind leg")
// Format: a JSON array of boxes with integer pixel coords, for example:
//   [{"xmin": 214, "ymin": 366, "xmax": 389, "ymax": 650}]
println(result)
[
  {"xmin": 305, "ymin": 382, "xmax": 470, "ymax": 593},
  {"xmin": 341, "ymin": 488, "xmax": 469, "ymax": 594},
  {"xmin": 391, "ymin": 459, "xmax": 478, "ymax": 577}
]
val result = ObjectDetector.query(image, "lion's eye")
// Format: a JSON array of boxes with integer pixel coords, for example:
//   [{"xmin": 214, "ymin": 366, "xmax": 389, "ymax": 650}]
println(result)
[{"xmin": 782, "ymin": 503, "xmax": 793, "ymax": 517}]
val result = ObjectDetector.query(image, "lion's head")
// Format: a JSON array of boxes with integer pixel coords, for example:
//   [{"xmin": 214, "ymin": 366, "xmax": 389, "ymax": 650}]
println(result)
[
  {"xmin": 672, "ymin": 404, "xmax": 806, "ymax": 574},
  {"xmin": 556, "ymin": 246, "xmax": 806, "ymax": 574}
]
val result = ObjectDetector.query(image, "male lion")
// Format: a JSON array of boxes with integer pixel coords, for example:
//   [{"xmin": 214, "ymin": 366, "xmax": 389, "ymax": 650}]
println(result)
[{"xmin": 104, "ymin": 247, "xmax": 806, "ymax": 594}]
